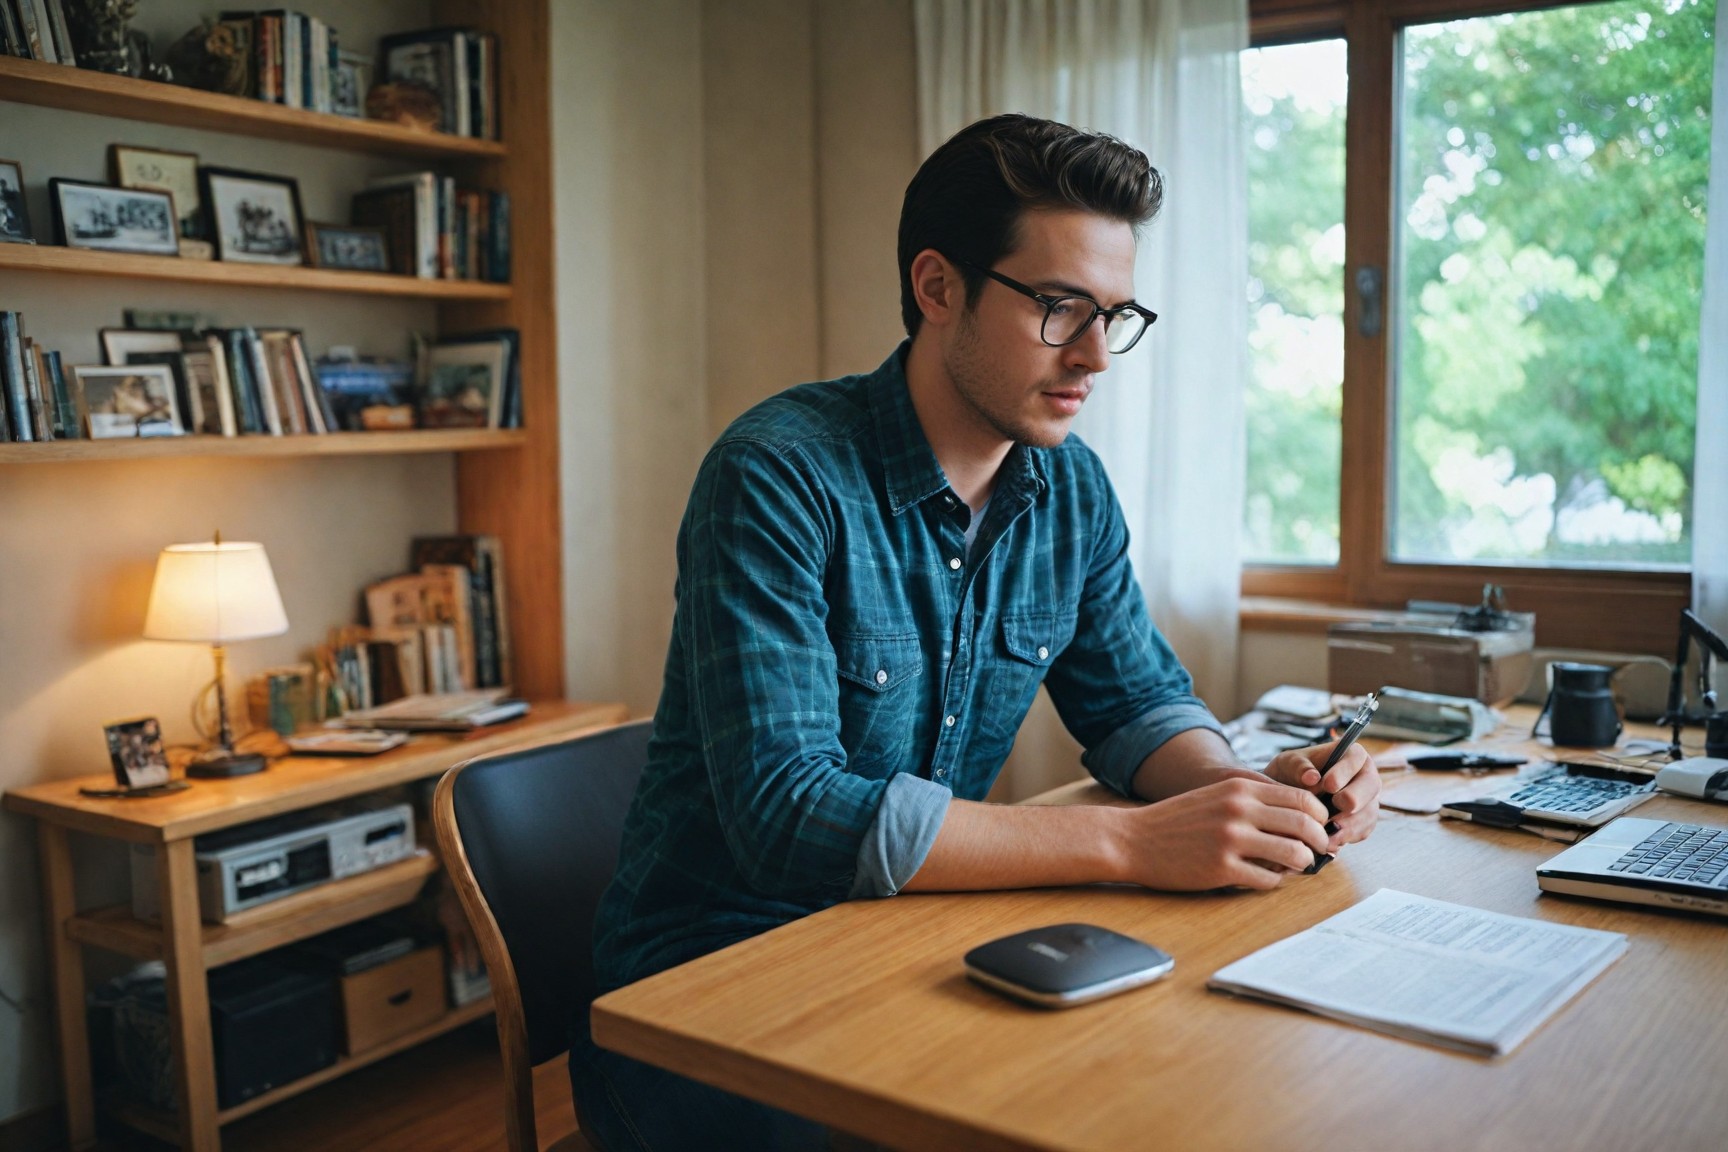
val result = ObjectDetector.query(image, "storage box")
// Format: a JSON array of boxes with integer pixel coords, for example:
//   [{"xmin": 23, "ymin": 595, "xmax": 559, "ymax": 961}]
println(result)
[
  {"xmin": 339, "ymin": 945, "xmax": 446, "ymax": 1054},
  {"xmin": 1328, "ymin": 621, "xmax": 1534, "ymax": 706}
]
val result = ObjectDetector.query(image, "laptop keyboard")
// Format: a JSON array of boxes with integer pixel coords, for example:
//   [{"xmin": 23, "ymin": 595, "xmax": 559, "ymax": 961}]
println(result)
[
  {"xmin": 1509, "ymin": 773, "xmax": 1650, "ymax": 816},
  {"xmin": 1608, "ymin": 823, "xmax": 1728, "ymax": 885}
]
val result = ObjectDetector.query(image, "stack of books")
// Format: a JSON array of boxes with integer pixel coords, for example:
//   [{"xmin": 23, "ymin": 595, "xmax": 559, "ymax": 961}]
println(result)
[
  {"xmin": 377, "ymin": 27, "xmax": 500, "ymax": 140},
  {"xmin": 0, "ymin": 1, "xmax": 77, "ymax": 64},
  {"xmin": 351, "ymin": 172, "xmax": 510, "ymax": 283},
  {"xmin": 212, "ymin": 10, "xmax": 342, "ymax": 113},
  {"xmin": 340, "ymin": 534, "xmax": 511, "ymax": 712},
  {"xmin": 0, "ymin": 311, "xmax": 75, "ymax": 442},
  {"xmin": 333, "ymin": 690, "xmax": 528, "ymax": 732}
]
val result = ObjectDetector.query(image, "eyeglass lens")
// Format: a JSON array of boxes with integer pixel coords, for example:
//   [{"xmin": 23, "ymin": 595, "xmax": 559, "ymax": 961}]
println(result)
[{"xmin": 1042, "ymin": 300, "xmax": 1148, "ymax": 354}]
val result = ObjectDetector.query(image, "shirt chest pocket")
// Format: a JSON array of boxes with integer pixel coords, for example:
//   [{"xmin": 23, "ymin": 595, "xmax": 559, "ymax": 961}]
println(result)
[
  {"xmin": 833, "ymin": 632, "xmax": 923, "ymax": 775},
  {"xmin": 977, "ymin": 611, "xmax": 1076, "ymax": 742}
]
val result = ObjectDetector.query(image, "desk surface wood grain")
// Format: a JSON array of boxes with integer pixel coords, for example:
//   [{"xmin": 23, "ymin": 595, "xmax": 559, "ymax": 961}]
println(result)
[{"xmin": 592, "ymin": 714, "xmax": 1728, "ymax": 1152}]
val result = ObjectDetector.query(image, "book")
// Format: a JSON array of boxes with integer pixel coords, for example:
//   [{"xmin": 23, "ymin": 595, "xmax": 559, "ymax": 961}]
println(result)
[
  {"xmin": 43, "ymin": 350, "xmax": 78, "ymax": 439},
  {"xmin": 332, "ymin": 690, "xmax": 528, "ymax": 731},
  {"xmin": 411, "ymin": 535, "xmax": 503, "ymax": 688},
  {"xmin": 22, "ymin": 337, "xmax": 51, "ymax": 440},
  {"xmin": 42, "ymin": 0, "xmax": 73, "ymax": 66},
  {"xmin": 1207, "ymin": 889, "xmax": 1627, "ymax": 1056},
  {"xmin": 421, "ymin": 563, "xmax": 476, "ymax": 690},
  {"xmin": 1, "ymin": 311, "xmax": 32, "ymax": 442}
]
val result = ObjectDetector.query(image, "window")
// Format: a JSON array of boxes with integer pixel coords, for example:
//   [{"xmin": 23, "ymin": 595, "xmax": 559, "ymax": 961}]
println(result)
[
  {"xmin": 1243, "ymin": 39, "xmax": 1348, "ymax": 564},
  {"xmin": 1242, "ymin": 0, "xmax": 1715, "ymax": 651}
]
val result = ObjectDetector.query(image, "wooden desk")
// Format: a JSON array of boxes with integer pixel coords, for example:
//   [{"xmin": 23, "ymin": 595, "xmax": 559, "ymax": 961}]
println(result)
[
  {"xmin": 4, "ymin": 699, "xmax": 629, "ymax": 1152},
  {"xmin": 592, "ymin": 712, "xmax": 1728, "ymax": 1151}
]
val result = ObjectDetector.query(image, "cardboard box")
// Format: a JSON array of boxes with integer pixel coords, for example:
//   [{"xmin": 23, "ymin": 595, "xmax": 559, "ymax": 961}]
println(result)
[
  {"xmin": 339, "ymin": 945, "xmax": 445, "ymax": 1054},
  {"xmin": 1328, "ymin": 622, "xmax": 1533, "ymax": 706}
]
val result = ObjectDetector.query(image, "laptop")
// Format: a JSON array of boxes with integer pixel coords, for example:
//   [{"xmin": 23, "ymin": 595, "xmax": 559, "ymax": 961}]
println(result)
[
  {"xmin": 1439, "ymin": 761, "xmax": 1657, "ymax": 831},
  {"xmin": 1538, "ymin": 816, "xmax": 1728, "ymax": 917}
]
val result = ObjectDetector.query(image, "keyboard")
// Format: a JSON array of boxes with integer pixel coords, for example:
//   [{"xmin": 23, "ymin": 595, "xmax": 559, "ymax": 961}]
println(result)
[
  {"xmin": 1607, "ymin": 822, "xmax": 1728, "ymax": 884},
  {"xmin": 1509, "ymin": 772, "xmax": 1654, "ymax": 819}
]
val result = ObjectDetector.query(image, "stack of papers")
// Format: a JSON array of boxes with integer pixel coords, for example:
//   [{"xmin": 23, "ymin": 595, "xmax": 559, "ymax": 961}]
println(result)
[
  {"xmin": 1208, "ymin": 889, "xmax": 1626, "ymax": 1055},
  {"xmin": 332, "ymin": 690, "xmax": 529, "ymax": 731}
]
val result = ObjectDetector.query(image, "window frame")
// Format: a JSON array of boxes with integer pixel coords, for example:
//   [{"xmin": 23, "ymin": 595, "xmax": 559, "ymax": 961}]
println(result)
[{"xmin": 1242, "ymin": 0, "xmax": 1694, "ymax": 654}]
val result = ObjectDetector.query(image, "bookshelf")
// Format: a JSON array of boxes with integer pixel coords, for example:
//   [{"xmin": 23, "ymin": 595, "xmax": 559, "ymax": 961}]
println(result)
[
  {"xmin": 0, "ymin": 3, "xmax": 569, "ymax": 1149},
  {"xmin": 0, "ymin": 54, "xmax": 508, "ymax": 160}
]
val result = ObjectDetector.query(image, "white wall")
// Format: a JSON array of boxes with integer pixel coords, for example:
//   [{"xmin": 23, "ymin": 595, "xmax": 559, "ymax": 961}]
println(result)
[{"xmin": 553, "ymin": 0, "xmax": 709, "ymax": 716}]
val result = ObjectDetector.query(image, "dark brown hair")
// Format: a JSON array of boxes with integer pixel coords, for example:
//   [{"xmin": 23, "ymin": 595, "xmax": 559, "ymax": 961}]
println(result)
[{"xmin": 897, "ymin": 113, "xmax": 1163, "ymax": 337}]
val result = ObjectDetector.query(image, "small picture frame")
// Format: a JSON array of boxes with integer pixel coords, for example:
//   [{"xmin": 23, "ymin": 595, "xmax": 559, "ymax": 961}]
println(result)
[
  {"xmin": 201, "ymin": 167, "xmax": 305, "ymax": 265},
  {"xmin": 0, "ymin": 158, "xmax": 32, "ymax": 245},
  {"xmin": 100, "ymin": 327, "xmax": 184, "ymax": 367},
  {"xmin": 49, "ymin": 179, "xmax": 179, "ymax": 256},
  {"xmin": 332, "ymin": 49, "xmax": 373, "ymax": 118},
  {"xmin": 110, "ymin": 144, "xmax": 204, "ymax": 241},
  {"xmin": 72, "ymin": 364, "xmax": 183, "ymax": 438},
  {"xmin": 304, "ymin": 222, "xmax": 391, "ymax": 272},
  {"xmin": 104, "ymin": 717, "xmax": 172, "ymax": 790}
]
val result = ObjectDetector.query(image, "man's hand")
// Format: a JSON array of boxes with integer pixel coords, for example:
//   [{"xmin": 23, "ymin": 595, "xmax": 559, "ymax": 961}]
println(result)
[
  {"xmin": 1113, "ymin": 777, "xmax": 1331, "ymax": 891},
  {"xmin": 1264, "ymin": 740, "xmax": 1381, "ymax": 854}
]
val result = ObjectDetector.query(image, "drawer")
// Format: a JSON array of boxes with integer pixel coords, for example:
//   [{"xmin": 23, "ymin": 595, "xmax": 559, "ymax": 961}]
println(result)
[{"xmin": 340, "ymin": 946, "xmax": 446, "ymax": 1054}]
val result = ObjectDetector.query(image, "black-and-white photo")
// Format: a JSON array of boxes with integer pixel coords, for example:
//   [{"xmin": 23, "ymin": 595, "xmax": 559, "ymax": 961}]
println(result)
[
  {"xmin": 201, "ymin": 167, "xmax": 305, "ymax": 266},
  {"xmin": 49, "ymin": 180, "xmax": 179, "ymax": 256},
  {"xmin": 305, "ymin": 222, "xmax": 391, "ymax": 272},
  {"xmin": 0, "ymin": 160, "xmax": 32, "ymax": 245}
]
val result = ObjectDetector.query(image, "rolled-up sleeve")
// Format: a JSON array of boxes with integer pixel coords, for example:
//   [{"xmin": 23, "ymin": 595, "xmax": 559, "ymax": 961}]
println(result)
[
  {"xmin": 1042, "ymin": 460, "xmax": 1223, "ymax": 798},
  {"xmin": 682, "ymin": 438, "xmax": 932, "ymax": 899},
  {"xmin": 848, "ymin": 773, "xmax": 952, "ymax": 898}
]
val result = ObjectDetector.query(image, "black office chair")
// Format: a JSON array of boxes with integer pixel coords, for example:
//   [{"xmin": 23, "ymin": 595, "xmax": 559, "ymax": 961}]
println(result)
[{"xmin": 433, "ymin": 719, "xmax": 653, "ymax": 1152}]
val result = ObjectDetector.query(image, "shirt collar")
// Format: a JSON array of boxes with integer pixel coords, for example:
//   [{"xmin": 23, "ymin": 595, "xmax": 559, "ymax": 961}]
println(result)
[{"xmin": 868, "ymin": 342, "xmax": 1049, "ymax": 516}]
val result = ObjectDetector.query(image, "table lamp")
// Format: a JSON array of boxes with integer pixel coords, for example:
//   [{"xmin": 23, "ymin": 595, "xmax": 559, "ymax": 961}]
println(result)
[{"xmin": 143, "ymin": 534, "xmax": 289, "ymax": 778}]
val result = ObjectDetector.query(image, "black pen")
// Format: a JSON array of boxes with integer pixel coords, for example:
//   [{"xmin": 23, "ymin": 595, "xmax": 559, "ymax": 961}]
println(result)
[{"xmin": 1302, "ymin": 692, "xmax": 1379, "ymax": 874}]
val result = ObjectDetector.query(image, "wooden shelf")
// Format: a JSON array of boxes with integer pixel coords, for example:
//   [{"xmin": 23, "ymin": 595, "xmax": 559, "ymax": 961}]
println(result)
[
  {"xmin": 0, "ymin": 55, "xmax": 506, "ymax": 160},
  {"xmin": 0, "ymin": 428, "xmax": 527, "ymax": 464},
  {"xmin": 0, "ymin": 242, "xmax": 512, "ymax": 299},
  {"xmin": 68, "ymin": 852, "xmax": 440, "ymax": 967},
  {"xmin": 112, "ymin": 993, "xmax": 496, "ymax": 1138}
]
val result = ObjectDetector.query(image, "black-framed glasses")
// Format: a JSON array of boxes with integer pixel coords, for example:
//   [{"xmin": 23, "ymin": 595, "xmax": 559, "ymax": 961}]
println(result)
[{"xmin": 953, "ymin": 257, "xmax": 1157, "ymax": 354}]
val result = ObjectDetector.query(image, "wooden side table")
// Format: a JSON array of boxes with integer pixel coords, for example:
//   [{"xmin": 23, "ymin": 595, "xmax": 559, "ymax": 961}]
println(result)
[{"xmin": 3, "ymin": 700, "xmax": 629, "ymax": 1152}]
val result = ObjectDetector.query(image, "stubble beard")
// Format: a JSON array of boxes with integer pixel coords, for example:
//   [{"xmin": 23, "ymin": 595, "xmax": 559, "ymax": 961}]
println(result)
[{"xmin": 946, "ymin": 308, "xmax": 1081, "ymax": 450}]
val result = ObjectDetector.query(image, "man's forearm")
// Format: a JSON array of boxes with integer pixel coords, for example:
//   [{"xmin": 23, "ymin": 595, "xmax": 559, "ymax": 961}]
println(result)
[
  {"xmin": 1128, "ymin": 727, "xmax": 1259, "ymax": 801},
  {"xmin": 901, "ymin": 799, "xmax": 1128, "ymax": 892}
]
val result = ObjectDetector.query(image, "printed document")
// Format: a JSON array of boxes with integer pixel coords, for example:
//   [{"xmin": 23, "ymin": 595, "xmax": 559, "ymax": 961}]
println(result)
[{"xmin": 1207, "ymin": 889, "xmax": 1626, "ymax": 1055}]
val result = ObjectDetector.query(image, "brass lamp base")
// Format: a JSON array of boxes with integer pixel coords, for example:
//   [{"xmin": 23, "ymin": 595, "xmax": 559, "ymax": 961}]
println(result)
[{"xmin": 186, "ymin": 748, "xmax": 268, "ymax": 779}]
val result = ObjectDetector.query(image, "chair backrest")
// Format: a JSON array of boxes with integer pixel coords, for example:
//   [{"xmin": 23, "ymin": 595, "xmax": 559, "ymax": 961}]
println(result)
[{"xmin": 435, "ymin": 719, "xmax": 652, "ymax": 1065}]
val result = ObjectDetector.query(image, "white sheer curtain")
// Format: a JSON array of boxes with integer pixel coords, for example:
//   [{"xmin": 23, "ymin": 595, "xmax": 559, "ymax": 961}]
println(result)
[
  {"xmin": 1694, "ymin": 0, "xmax": 1728, "ymax": 635},
  {"xmin": 914, "ymin": 0, "xmax": 1250, "ymax": 712}
]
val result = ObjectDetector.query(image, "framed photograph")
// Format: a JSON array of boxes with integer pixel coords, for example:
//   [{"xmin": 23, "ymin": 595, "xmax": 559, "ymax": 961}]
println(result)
[
  {"xmin": 72, "ymin": 364, "xmax": 183, "ymax": 438},
  {"xmin": 100, "ymin": 327, "xmax": 183, "ymax": 367},
  {"xmin": 304, "ymin": 222, "xmax": 391, "ymax": 272},
  {"xmin": 421, "ymin": 340, "xmax": 509, "ymax": 429},
  {"xmin": 104, "ymin": 717, "xmax": 172, "ymax": 790},
  {"xmin": 0, "ymin": 159, "xmax": 32, "ymax": 245},
  {"xmin": 49, "ymin": 180, "xmax": 179, "ymax": 256},
  {"xmin": 109, "ymin": 145, "xmax": 204, "ymax": 240},
  {"xmin": 201, "ymin": 167, "xmax": 304, "ymax": 265},
  {"xmin": 332, "ymin": 49, "xmax": 373, "ymax": 118}
]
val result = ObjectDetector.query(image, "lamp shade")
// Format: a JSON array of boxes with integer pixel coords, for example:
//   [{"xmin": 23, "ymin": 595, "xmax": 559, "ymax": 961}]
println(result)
[{"xmin": 143, "ymin": 541, "xmax": 289, "ymax": 643}]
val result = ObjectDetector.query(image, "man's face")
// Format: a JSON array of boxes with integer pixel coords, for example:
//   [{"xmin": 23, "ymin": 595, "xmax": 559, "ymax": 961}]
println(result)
[{"xmin": 941, "ymin": 208, "xmax": 1139, "ymax": 449}]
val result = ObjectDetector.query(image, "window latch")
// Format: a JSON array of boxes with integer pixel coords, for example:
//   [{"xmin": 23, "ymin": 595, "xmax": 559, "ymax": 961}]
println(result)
[{"xmin": 1355, "ymin": 266, "xmax": 1384, "ymax": 338}]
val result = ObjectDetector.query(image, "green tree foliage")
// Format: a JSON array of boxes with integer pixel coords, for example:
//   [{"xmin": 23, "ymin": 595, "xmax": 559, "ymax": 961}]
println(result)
[{"xmin": 1395, "ymin": 0, "xmax": 1714, "ymax": 565}]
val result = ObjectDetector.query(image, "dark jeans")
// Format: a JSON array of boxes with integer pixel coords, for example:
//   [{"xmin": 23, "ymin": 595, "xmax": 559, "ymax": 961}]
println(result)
[{"xmin": 568, "ymin": 1033, "xmax": 831, "ymax": 1152}]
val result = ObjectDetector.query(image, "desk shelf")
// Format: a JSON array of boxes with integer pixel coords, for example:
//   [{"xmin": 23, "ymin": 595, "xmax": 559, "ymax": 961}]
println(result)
[
  {"xmin": 67, "ymin": 852, "xmax": 440, "ymax": 967},
  {"xmin": 113, "ymin": 993, "xmax": 497, "ymax": 1139}
]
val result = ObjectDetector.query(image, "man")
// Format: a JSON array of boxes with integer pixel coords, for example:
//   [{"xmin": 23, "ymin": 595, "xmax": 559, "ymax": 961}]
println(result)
[{"xmin": 570, "ymin": 113, "xmax": 1380, "ymax": 1151}]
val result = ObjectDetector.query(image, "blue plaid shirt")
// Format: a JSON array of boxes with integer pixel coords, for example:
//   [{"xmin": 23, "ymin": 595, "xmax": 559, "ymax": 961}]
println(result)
[{"xmin": 591, "ymin": 345, "xmax": 1221, "ymax": 994}]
